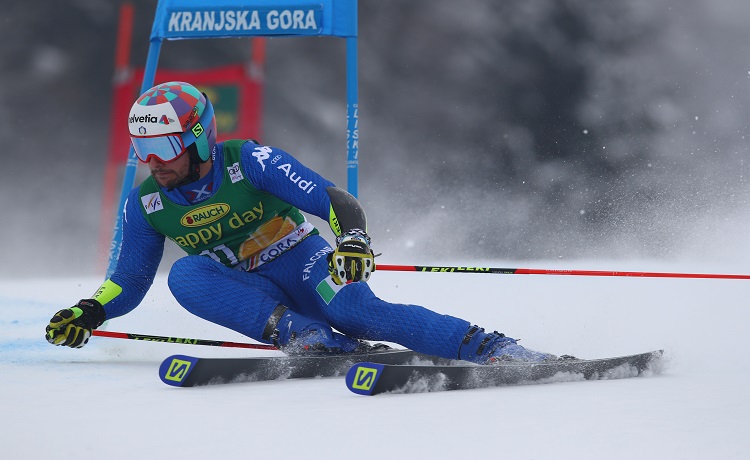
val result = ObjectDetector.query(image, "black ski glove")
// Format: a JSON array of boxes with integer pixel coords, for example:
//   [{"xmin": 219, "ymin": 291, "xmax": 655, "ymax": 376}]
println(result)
[
  {"xmin": 46, "ymin": 299, "xmax": 106, "ymax": 348},
  {"xmin": 327, "ymin": 229, "xmax": 375, "ymax": 285}
]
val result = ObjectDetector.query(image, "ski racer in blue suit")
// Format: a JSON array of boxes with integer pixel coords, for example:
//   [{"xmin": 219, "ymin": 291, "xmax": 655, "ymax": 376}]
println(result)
[{"xmin": 46, "ymin": 81, "xmax": 555, "ymax": 364}]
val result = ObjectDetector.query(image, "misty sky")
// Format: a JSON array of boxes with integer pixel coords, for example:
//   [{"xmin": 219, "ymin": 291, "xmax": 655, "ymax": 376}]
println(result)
[{"xmin": 3, "ymin": 0, "xmax": 750, "ymax": 278}]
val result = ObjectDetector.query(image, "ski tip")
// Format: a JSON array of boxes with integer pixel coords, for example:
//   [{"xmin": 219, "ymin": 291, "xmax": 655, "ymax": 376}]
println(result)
[
  {"xmin": 648, "ymin": 349, "xmax": 668, "ymax": 373},
  {"xmin": 346, "ymin": 362, "xmax": 386, "ymax": 396},
  {"xmin": 159, "ymin": 354, "xmax": 200, "ymax": 387}
]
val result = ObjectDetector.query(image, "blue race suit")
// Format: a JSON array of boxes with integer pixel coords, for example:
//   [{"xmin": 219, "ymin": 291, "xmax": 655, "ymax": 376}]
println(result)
[{"xmin": 100, "ymin": 141, "xmax": 472, "ymax": 359}]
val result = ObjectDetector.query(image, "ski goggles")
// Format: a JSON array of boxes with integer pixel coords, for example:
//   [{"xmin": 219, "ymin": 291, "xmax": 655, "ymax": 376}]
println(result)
[
  {"xmin": 130, "ymin": 102, "xmax": 214, "ymax": 163},
  {"xmin": 131, "ymin": 133, "xmax": 187, "ymax": 163}
]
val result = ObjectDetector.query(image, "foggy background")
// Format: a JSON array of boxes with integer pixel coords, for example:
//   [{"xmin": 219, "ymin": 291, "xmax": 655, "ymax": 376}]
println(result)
[{"xmin": 3, "ymin": 0, "xmax": 750, "ymax": 279}]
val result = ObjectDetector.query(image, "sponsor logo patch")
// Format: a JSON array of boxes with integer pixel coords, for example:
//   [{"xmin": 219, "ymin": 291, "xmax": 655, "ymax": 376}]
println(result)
[
  {"xmin": 276, "ymin": 163, "xmax": 317, "ymax": 194},
  {"xmin": 141, "ymin": 192, "xmax": 163, "ymax": 214},
  {"xmin": 228, "ymin": 162, "xmax": 244, "ymax": 183},
  {"xmin": 164, "ymin": 358, "xmax": 192, "ymax": 383},
  {"xmin": 191, "ymin": 122, "xmax": 204, "ymax": 137},
  {"xmin": 351, "ymin": 366, "xmax": 379, "ymax": 391},
  {"xmin": 180, "ymin": 203, "xmax": 230, "ymax": 227},
  {"xmin": 129, "ymin": 114, "xmax": 158, "ymax": 124},
  {"xmin": 253, "ymin": 146, "xmax": 272, "ymax": 171}
]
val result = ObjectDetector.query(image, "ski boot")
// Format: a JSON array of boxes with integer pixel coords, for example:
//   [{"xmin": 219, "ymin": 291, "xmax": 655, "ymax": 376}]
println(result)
[
  {"xmin": 458, "ymin": 325, "xmax": 557, "ymax": 364},
  {"xmin": 262, "ymin": 305, "xmax": 388, "ymax": 356}
]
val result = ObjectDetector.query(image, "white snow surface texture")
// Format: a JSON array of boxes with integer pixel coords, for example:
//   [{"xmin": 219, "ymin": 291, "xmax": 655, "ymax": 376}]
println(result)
[{"xmin": 2, "ymin": 262, "xmax": 748, "ymax": 459}]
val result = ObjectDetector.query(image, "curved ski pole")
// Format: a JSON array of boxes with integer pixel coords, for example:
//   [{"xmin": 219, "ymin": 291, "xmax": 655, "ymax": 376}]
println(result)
[
  {"xmin": 92, "ymin": 330, "xmax": 279, "ymax": 350},
  {"xmin": 376, "ymin": 264, "xmax": 750, "ymax": 280}
]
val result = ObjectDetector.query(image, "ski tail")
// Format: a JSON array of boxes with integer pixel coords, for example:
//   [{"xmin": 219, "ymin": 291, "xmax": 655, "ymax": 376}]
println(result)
[
  {"xmin": 345, "ymin": 363, "xmax": 386, "ymax": 395},
  {"xmin": 159, "ymin": 355, "xmax": 201, "ymax": 387}
]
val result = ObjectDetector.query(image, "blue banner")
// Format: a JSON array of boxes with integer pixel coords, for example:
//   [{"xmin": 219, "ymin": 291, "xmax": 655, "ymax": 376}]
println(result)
[{"xmin": 151, "ymin": 0, "xmax": 357, "ymax": 39}]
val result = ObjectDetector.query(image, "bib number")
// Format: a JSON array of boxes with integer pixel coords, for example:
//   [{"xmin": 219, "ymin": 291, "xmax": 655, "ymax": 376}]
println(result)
[{"xmin": 199, "ymin": 244, "xmax": 239, "ymax": 266}]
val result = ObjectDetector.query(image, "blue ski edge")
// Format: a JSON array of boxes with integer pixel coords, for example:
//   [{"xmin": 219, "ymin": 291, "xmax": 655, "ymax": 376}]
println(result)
[
  {"xmin": 346, "ymin": 362, "xmax": 386, "ymax": 395},
  {"xmin": 159, "ymin": 354, "xmax": 200, "ymax": 387}
]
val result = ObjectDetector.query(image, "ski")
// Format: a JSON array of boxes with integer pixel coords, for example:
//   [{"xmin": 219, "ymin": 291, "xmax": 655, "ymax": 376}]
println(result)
[
  {"xmin": 159, "ymin": 348, "xmax": 449, "ymax": 387},
  {"xmin": 345, "ymin": 350, "xmax": 664, "ymax": 396}
]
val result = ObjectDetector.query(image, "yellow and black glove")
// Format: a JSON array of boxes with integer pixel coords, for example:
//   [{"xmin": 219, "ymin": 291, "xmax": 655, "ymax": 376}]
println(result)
[
  {"xmin": 327, "ymin": 230, "xmax": 375, "ymax": 285},
  {"xmin": 46, "ymin": 299, "xmax": 106, "ymax": 348}
]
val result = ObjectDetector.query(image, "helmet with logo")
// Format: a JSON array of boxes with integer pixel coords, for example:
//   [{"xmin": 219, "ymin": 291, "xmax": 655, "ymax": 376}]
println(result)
[{"xmin": 128, "ymin": 81, "xmax": 217, "ymax": 167}]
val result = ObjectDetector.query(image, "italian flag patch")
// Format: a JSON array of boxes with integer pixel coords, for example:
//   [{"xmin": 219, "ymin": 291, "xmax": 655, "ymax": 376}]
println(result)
[{"xmin": 316, "ymin": 277, "xmax": 345, "ymax": 304}]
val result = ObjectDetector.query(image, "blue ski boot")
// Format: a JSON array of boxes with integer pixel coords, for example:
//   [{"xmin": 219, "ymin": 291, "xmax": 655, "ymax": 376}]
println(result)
[
  {"xmin": 262, "ymin": 305, "xmax": 386, "ymax": 355},
  {"xmin": 458, "ymin": 325, "xmax": 557, "ymax": 364}
]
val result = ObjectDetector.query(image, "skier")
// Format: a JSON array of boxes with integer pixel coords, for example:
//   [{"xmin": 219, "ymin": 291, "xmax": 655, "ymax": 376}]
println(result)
[{"xmin": 46, "ymin": 81, "xmax": 555, "ymax": 364}]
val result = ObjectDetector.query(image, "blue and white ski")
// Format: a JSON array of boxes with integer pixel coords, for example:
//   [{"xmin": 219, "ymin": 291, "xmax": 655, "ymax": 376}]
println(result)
[{"xmin": 346, "ymin": 350, "xmax": 664, "ymax": 395}]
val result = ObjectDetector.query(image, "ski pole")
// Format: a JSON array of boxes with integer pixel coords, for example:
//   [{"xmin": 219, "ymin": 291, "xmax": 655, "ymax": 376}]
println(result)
[
  {"xmin": 92, "ymin": 330, "xmax": 279, "ymax": 350},
  {"xmin": 376, "ymin": 264, "xmax": 750, "ymax": 280}
]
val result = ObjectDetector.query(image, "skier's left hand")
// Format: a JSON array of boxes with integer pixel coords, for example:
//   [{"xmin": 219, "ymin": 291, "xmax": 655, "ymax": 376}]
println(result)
[{"xmin": 328, "ymin": 230, "xmax": 375, "ymax": 285}]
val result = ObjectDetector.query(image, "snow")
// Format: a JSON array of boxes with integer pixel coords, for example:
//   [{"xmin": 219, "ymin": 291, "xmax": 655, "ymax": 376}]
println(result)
[{"xmin": 2, "ymin": 262, "xmax": 749, "ymax": 459}]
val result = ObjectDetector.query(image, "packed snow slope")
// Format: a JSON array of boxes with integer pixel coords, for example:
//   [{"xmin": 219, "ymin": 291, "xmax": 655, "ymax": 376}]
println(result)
[{"xmin": 2, "ymin": 260, "xmax": 748, "ymax": 459}]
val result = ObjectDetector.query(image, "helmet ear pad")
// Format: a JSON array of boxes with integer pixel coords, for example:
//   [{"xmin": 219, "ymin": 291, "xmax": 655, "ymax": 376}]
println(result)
[
  {"xmin": 192, "ymin": 93, "xmax": 217, "ymax": 162},
  {"xmin": 192, "ymin": 130, "xmax": 211, "ymax": 162},
  {"xmin": 200, "ymin": 112, "xmax": 217, "ymax": 162},
  {"xmin": 178, "ymin": 99, "xmax": 216, "ymax": 163}
]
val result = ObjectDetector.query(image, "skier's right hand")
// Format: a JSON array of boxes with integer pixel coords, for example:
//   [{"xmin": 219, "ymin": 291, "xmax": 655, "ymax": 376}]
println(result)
[
  {"xmin": 328, "ymin": 230, "xmax": 375, "ymax": 285},
  {"xmin": 46, "ymin": 299, "xmax": 106, "ymax": 348}
]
